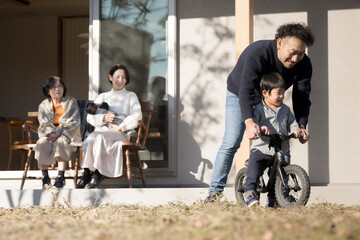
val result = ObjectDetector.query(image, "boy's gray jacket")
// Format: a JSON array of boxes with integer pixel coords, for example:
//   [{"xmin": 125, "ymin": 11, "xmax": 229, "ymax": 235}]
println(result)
[
  {"xmin": 251, "ymin": 100, "xmax": 299, "ymax": 156},
  {"xmin": 37, "ymin": 96, "xmax": 81, "ymax": 142}
]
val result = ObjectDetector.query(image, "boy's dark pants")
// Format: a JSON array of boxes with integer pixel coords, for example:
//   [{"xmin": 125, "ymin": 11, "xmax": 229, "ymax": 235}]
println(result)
[{"xmin": 245, "ymin": 150, "xmax": 275, "ymax": 199}]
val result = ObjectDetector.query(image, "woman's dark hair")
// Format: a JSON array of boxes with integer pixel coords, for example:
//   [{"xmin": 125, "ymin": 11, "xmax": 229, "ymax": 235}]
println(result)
[
  {"xmin": 42, "ymin": 76, "xmax": 67, "ymax": 98},
  {"xmin": 260, "ymin": 72, "xmax": 286, "ymax": 98},
  {"xmin": 274, "ymin": 22, "xmax": 315, "ymax": 47},
  {"xmin": 108, "ymin": 64, "xmax": 130, "ymax": 85}
]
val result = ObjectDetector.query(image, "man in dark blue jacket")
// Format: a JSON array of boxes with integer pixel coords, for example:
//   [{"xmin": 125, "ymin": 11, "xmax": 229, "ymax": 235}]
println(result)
[{"xmin": 206, "ymin": 23, "xmax": 315, "ymax": 203}]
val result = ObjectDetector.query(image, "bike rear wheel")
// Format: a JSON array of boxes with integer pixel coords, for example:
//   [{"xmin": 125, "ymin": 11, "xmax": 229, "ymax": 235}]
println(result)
[
  {"xmin": 234, "ymin": 167, "xmax": 247, "ymax": 206},
  {"xmin": 275, "ymin": 164, "xmax": 311, "ymax": 208}
]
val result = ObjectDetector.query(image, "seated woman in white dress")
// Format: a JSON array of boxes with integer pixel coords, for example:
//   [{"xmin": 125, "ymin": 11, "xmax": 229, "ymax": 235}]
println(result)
[{"xmin": 76, "ymin": 64, "xmax": 142, "ymax": 189}]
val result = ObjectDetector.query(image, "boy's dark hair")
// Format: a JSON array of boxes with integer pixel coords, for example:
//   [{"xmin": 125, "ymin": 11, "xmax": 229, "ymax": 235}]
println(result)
[
  {"xmin": 260, "ymin": 72, "xmax": 286, "ymax": 98},
  {"xmin": 274, "ymin": 22, "xmax": 315, "ymax": 47},
  {"xmin": 42, "ymin": 76, "xmax": 67, "ymax": 98},
  {"xmin": 108, "ymin": 64, "xmax": 130, "ymax": 85},
  {"xmin": 86, "ymin": 102, "xmax": 98, "ymax": 114}
]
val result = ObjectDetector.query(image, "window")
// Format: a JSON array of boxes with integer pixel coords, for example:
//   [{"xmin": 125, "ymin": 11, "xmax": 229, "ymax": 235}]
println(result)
[{"xmin": 89, "ymin": 0, "xmax": 176, "ymax": 176}]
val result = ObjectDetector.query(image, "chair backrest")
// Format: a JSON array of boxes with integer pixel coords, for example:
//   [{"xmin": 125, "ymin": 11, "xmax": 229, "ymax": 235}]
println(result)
[
  {"xmin": 76, "ymin": 100, "xmax": 95, "ymax": 141},
  {"xmin": 135, "ymin": 101, "xmax": 153, "ymax": 148}
]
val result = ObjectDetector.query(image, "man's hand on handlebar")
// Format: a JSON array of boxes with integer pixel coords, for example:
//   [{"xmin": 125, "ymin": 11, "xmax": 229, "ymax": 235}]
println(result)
[
  {"xmin": 292, "ymin": 129, "xmax": 301, "ymax": 139},
  {"xmin": 299, "ymin": 128, "xmax": 309, "ymax": 144},
  {"xmin": 245, "ymin": 118, "xmax": 260, "ymax": 140}
]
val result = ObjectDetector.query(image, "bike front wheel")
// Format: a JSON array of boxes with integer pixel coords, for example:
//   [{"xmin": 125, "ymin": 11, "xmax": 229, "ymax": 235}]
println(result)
[{"xmin": 275, "ymin": 164, "xmax": 311, "ymax": 208}]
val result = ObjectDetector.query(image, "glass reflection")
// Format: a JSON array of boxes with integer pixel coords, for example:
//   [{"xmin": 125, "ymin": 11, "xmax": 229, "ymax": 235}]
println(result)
[{"xmin": 100, "ymin": 0, "xmax": 169, "ymax": 166}]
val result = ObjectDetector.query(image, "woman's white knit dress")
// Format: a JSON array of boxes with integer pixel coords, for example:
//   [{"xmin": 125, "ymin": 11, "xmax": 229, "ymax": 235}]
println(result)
[{"xmin": 81, "ymin": 88, "xmax": 142, "ymax": 177}]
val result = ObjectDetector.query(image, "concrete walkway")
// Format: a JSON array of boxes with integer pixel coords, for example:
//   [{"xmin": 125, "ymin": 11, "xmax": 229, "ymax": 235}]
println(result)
[
  {"xmin": 1, "ymin": 170, "xmax": 359, "ymax": 208},
  {"xmin": 1, "ymin": 179, "xmax": 359, "ymax": 208}
]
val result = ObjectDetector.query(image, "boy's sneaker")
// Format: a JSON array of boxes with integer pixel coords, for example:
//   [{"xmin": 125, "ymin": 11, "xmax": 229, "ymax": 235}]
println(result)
[
  {"xmin": 42, "ymin": 176, "xmax": 51, "ymax": 189},
  {"xmin": 53, "ymin": 175, "xmax": 66, "ymax": 189},
  {"xmin": 246, "ymin": 195, "xmax": 259, "ymax": 207},
  {"xmin": 204, "ymin": 191, "xmax": 221, "ymax": 204},
  {"xmin": 266, "ymin": 197, "xmax": 278, "ymax": 208}
]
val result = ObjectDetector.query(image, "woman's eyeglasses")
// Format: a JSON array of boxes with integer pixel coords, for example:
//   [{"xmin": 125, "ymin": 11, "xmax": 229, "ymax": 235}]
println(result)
[{"xmin": 51, "ymin": 85, "xmax": 64, "ymax": 90}]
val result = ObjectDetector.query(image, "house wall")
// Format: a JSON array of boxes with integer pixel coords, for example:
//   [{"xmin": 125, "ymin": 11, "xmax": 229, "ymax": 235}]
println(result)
[
  {"xmin": 0, "ymin": 17, "xmax": 59, "ymax": 121},
  {"xmin": 148, "ymin": 0, "xmax": 360, "ymax": 187},
  {"xmin": 253, "ymin": 0, "xmax": 360, "ymax": 186},
  {"xmin": 0, "ymin": 17, "xmax": 59, "ymax": 170},
  {"xmin": 327, "ymin": 8, "xmax": 360, "ymax": 185},
  {"xmin": 0, "ymin": 0, "xmax": 359, "ymax": 188},
  {"xmin": 145, "ymin": 0, "xmax": 236, "ymax": 186}
]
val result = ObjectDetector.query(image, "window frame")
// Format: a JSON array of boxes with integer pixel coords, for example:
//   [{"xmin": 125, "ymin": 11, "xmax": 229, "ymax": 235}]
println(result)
[{"xmin": 89, "ymin": 0, "xmax": 177, "ymax": 176}]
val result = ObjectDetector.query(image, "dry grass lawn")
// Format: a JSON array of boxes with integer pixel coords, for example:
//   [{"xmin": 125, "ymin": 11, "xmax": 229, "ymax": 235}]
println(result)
[{"xmin": 0, "ymin": 199, "xmax": 359, "ymax": 240}]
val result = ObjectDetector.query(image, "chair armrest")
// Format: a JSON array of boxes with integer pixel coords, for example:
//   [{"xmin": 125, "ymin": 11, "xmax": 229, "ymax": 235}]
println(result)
[
  {"xmin": 22, "ymin": 121, "xmax": 39, "ymax": 143},
  {"xmin": 8, "ymin": 119, "xmax": 34, "ymax": 128},
  {"xmin": 137, "ymin": 120, "xmax": 146, "ymax": 129},
  {"xmin": 22, "ymin": 121, "xmax": 38, "ymax": 133}
]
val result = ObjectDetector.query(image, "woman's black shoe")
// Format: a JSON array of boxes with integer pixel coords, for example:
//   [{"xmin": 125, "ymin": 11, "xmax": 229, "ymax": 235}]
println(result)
[
  {"xmin": 42, "ymin": 176, "xmax": 51, "ymax": 189},
  {"xmin": 76, "ymin": 176, "xmax": 92, "ymax": 189},
  {"xmin": 87, "ymin": 175, "xmax": 104, "ymax": 189},
  {"xmin": 53, "ymin": 175, "xmax": 66, "ymax": 188}
]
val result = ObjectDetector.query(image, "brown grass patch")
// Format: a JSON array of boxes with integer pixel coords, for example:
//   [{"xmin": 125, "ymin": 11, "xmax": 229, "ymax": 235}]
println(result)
[{"xmin": 0, "ymin": 200, "xmax": 359, "ymax": 240}]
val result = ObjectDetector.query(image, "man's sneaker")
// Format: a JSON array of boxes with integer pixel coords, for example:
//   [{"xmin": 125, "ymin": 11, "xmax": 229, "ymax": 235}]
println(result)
[
  {"xmin": 42, "ymin": 176, "xmax": 51, "ymax": 189},
  {"xmin": 53, "ymin": 175, "xmax": 66, "ymax": 188},
  {"xmin": 204, "ymin": 191, "xmax": 221, "ymax": 204},
  {"xmin": 246, "ymin": 195, "xmax": 259, "ymax": 207}
]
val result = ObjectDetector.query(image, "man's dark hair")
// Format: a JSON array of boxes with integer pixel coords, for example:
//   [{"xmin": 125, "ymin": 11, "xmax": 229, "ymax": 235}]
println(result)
[
  {"xmin": 260, "ymin": 72, "xmax": 286, "ymax": 98},
  {"xmin": 274, "ymin": 22, "xmax": 315, "ymax": 47}
]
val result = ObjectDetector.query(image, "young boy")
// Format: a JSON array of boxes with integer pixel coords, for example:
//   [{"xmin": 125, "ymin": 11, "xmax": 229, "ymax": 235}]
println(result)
[
  {"xmin": 244, "ymin": 72, "xmax": 306, "ymax": 207},
  {"xmin": 86, "ymin": 102, "xmax": 136, "ymax": 136}
]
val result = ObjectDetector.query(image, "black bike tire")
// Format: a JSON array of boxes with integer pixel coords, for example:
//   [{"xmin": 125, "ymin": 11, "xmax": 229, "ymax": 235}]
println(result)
[
  {"xmin": 234, "ymin": 167, "xmax": 247, "ymax": 206},
  {"xmin": 275, "ymin": 164, "xmax": 311, "ymax": 208}
]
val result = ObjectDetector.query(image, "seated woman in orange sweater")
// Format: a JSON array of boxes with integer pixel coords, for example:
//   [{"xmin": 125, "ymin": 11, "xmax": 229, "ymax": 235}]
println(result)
[{"xmin": 35, "ymin": 76, "xmax": 81, "ymax": 189}]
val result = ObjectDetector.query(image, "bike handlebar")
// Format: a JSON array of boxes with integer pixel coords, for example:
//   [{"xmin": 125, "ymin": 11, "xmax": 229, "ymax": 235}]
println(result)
[
  {"xmin": 260, "ymin": 132, "xmax": 295, "ymax": 149},
  {"xmin": 261, "ymin": 132, "xmax": 295, "ymax": 140}
]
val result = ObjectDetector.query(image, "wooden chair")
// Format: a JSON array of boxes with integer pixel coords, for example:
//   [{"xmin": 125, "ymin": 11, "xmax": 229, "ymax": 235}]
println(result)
[
  {"xmin": 7, "ymin": 117, "xmax": 37, "ymax": 170},
  {"xmin": 20, "ymin": 100, "xmax": 94, "ymax": 189},
  {"xmin": 20, "ymin": 100, "xmax": 152, "ymax": 189},
  {"xmin": 117, "ymin": 101, "xmax": 153, "ymax": 188}
]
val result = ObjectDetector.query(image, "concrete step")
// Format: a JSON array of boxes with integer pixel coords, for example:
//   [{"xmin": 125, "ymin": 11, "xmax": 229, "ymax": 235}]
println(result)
[
  {"xmin": 1, "ymin": 171, "xmax": 359, "ymax": 208},
  {"xmin": 1, "ymin": 183, "xmax": 360, "ymax": 208}
]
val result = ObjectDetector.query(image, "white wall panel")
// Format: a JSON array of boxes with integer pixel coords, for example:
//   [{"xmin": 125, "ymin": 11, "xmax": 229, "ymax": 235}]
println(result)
[{"xmin": 328, "ymin": 9, "xmax": 360, "ymax": 184}]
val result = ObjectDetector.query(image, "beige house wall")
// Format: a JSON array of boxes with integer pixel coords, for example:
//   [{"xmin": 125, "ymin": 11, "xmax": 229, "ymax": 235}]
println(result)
[
  {"xmin": 0, "ymin": 0, "xmax": 359, "ymax": 188},
  {"xmin": 171, "ymin": 0, "xmax": 360, "ymax": 187},
  {"xmin": 328, "ymin": 9, "xmax": 360, "ymax": 185}
]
